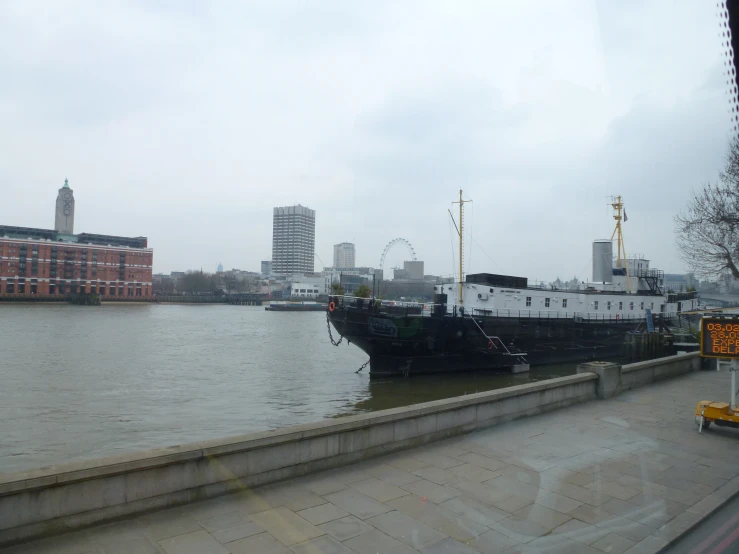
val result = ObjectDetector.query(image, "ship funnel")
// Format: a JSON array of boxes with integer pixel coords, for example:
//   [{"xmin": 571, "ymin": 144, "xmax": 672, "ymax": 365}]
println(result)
[{"xmin": 592, "ymin": 240, "xmax": 613, "ymax": 284}]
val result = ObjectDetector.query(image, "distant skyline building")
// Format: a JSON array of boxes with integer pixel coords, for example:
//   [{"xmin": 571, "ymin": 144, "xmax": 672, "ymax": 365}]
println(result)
[
  {"xmin": 333, "ymin": 242, "xmax": 356, "ymax": 269},
  {"xmin": 393, "ymin": 261, "xmax": 424, "ymax": 281},
  {"xmin": 217, "ymin": 262, "xmax": 223, "ymax": 273},
  {"xmin": 272, "ymin": 205, "xmax": 315, "ymax": 275},
  {"xmin": 261, "ymin": 260, "xmax": 272, "ymax": 277},
  {"xmin": 54, "ymin": 178, "xmax": 75, "ymax": 234}
]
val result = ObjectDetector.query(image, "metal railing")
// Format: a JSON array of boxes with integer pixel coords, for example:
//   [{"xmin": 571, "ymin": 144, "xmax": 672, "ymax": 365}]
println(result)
[{"xmin": 332, "ymin": 295, "xmax": 675, "ymax": 323}]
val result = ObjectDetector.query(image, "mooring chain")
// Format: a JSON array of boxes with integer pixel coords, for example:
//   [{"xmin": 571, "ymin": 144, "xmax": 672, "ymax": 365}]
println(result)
[
  {"xmin": 326, "ymin": 311, "xmax": 343, "ymax": 346},
  {"xmin": 355, "ymin": 359, "xmax": 370, "ymax": 373},
  {"xmin": 402, "ymin": 359, "xmax": 412, "ymax": 379}
]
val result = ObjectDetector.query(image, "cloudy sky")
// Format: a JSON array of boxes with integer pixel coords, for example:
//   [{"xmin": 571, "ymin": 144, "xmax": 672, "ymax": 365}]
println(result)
[{"xmin": 0, "ymin": 1, "xmax": 732, "ymax": 280}]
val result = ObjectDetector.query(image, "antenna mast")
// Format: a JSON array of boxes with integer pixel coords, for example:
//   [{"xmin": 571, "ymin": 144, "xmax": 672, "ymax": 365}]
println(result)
[
  {"xmin": 610, "ymin": 195, "xmax": 630, "ymax": 291},
  {"xmin": 452, "ymin": 189, "xmax": 472, "ymax": 305}
]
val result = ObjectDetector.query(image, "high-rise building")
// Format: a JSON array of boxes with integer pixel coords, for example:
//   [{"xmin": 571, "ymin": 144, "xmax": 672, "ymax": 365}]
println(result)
[
  {"xmin": 272, "ymin": 205, "xmax": 315, "ymax": 275},
  {"xmin": 261, "ymin": 260, "xmax": 272, "ymax": 277},
  {"xmin": 403, "ymin": 260, "xmax": 424, "ymax": 280},
  {"xmin": 333, "ymin": 242, "xmax": 356, "ymax": 269},
  {"xmin": 54, "ymin": 178, "xmax": 75, "ymax": 234},
  {"xmin": 217, "ymin": 262, "xmax": 224, "ymax": 273}
]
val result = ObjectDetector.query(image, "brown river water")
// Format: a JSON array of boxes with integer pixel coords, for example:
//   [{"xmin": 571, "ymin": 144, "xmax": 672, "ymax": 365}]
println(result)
[{"xmin": 0, "ymin": 304, "xmax": 578, "ymax": 473}]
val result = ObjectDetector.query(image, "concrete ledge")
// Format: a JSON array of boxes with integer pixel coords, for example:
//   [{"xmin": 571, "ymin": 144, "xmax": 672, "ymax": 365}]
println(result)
[
  {"xmin": 0, "ymin": 373, "xmax": 598, "ymax": 545},
  {"xmin": 621, "ymin": 352, "xmax": 700, "ymax": 391}
]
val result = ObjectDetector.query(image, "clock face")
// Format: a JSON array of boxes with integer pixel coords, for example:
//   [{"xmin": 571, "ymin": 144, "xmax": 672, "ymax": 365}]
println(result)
[{"xmin": 63, "ymin": 192, "xmax": 71, "ymax": 200}]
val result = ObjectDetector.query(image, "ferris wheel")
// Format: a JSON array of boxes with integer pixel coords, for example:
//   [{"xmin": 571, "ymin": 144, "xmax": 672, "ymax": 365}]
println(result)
[{"xmin": 379, "ymin": 238, "xmax": 417, "ymax": 274}]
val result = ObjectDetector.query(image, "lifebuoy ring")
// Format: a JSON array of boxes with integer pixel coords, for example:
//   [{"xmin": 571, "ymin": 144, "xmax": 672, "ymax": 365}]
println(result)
[
  {"xmin": 488, "ymin": 340, "xmax": 494, "ymax": 350},
  {"xmin": 329, "ymin": 301, "xmax": 336, "ymax": 312}
]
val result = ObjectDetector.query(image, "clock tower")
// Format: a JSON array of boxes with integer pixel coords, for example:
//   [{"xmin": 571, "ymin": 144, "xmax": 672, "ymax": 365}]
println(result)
[{"xmin": 54, "ymin": 178, "xmax": 75, "ymax": 234}]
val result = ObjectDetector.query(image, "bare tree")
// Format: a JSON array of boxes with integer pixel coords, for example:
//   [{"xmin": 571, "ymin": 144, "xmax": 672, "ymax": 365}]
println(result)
[
  {"xmin": 179, "ymin": 270, "xmax": 224, "ymax": 294},
  {"xmin": 222, "ymin": 272, "xmax": 238, "ymax": 294},
  {"xmin": 180, "ymin": 270, "xmax": 211, "ymax": 293},
  {"xmin": 675, "ymin": 137, "xmax": 739, "ymax": 279},
  {"xmin": 209, "ymin": 273, "xmax": 224, "ymax": 294},
  {"xmin": 153, "ymin": 278, "xmax": 175, "ymax": 295}
]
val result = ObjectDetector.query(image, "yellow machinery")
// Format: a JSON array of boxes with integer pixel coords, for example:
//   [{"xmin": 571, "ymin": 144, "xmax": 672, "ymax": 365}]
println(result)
[{"xmin": 695, "ymin": 316, "xmax": 739, "ymax": 432}]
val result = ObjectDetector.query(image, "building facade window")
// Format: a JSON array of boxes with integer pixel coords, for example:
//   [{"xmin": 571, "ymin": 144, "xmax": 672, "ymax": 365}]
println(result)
[{"xmin": 0, "ymin": 232, "xmax": 152, "ymax": 298}]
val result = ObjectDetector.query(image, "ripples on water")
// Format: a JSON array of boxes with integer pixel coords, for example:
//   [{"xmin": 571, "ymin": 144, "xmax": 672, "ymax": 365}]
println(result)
[{"xmin": 0, "ymin": 304, "xmax": 576, "ymax": 472}]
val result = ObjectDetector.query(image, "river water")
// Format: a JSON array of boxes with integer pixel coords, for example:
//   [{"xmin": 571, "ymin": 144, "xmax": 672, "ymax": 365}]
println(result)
[{"xmin": 0, "ymin": 304, "xmax": 577, "ymax": 473}]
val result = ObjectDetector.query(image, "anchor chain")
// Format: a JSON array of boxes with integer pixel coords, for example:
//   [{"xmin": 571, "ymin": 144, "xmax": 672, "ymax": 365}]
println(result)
[
  {"xmin": 355, "ymin": 359, "xmax": 370, "ymax": 373},
  {"xmin": 326, "ymin": 311, "xmax": 343, "ymax": 346},
  {"xmin": 402, "ymin": 359, "xmax": 412, "ymax": 379}
]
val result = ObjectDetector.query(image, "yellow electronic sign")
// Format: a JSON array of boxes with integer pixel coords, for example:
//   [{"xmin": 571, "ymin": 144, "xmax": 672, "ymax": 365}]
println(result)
[{"xmin": 701, "ymin": 317, "xmax": 739, "ymax": 358}]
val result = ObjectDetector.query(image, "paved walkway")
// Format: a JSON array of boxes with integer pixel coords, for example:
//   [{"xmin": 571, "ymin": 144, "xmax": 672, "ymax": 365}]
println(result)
[{"xmin": 8, "ymin": 371, "xmax": 739, "ymax": 554}]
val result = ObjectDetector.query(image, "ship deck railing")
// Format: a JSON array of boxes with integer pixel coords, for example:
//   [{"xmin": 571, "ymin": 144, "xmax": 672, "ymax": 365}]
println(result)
[{"xmin": 331, "ymin": 295, "xmax": 677, "ymax": 323}]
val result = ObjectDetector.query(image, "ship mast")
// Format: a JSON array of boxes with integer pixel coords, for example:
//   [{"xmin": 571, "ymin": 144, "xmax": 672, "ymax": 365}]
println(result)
[
  {"xmin": 610, "ymin": 195, "xmax": 631, "ymax": 291},
  {"xmin": 452, "ymin": 189, "xmax": 471, "ymax": 306}
]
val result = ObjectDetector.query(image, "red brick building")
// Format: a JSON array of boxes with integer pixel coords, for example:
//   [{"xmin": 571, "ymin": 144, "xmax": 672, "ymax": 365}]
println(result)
[
  {"xmin": 1, "ymin": 181, "xmax": 154, "ymax": 299},
  {"xmin": 0, "ymin": 227, "xmax": 153, "ymax": 298}
]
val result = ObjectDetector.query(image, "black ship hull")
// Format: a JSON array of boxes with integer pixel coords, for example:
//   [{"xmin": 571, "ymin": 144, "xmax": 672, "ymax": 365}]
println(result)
[{"xmin": 327, "ymin": 299, "xmax": 664, "ymax": 376}]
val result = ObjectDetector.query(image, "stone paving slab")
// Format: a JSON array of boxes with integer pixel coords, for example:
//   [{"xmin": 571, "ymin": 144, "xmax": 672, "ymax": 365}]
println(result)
[{"xmin": 6, "ymin": 370, "xmax": 739, "ymax": 554}]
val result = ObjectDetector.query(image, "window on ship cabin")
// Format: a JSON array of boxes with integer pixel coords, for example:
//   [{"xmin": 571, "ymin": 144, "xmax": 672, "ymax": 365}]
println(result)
[
  {"xmin": 607, "ymin": 301, "xmax": 611, "ymax": 310},
  {"xmin": 526, "ymin": 297, "xmax": 531, "ymax": 306},
  {"xmin": 594, "ymin": 301, "xmax": 599, "ymax": 310},
  {"xmin": 619, "ymin": 301, "xmax": 623, "ymax": 310},
  {"xmin": 562, "ymin": 299, "xmax": 567, "ymax": 308},
  {"xmin": 545, "ymin": 298, "xmax": 550, "ymax": 307},
  {"xmin": 640, "ymin": 302, "xmax": 644, "ymax": 310},
  {"xmin": 630, "ymin": 302, "xmax": 634, "ymax": 310}
]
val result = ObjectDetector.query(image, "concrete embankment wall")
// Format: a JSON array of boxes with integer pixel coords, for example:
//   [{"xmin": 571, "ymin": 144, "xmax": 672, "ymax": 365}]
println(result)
[
  {"xmin": 0, "ymin": 352, "xmax": 700, "ymax": 546},
  {"xmin": 621, "ymin": 352, "xmax": 702, "ymax": 391}
]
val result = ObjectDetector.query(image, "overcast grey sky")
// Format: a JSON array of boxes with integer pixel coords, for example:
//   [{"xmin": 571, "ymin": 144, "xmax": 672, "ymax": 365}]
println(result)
[{"xmin": 0, "ymin": 1, "xmax": 732, "ymax": 280}]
